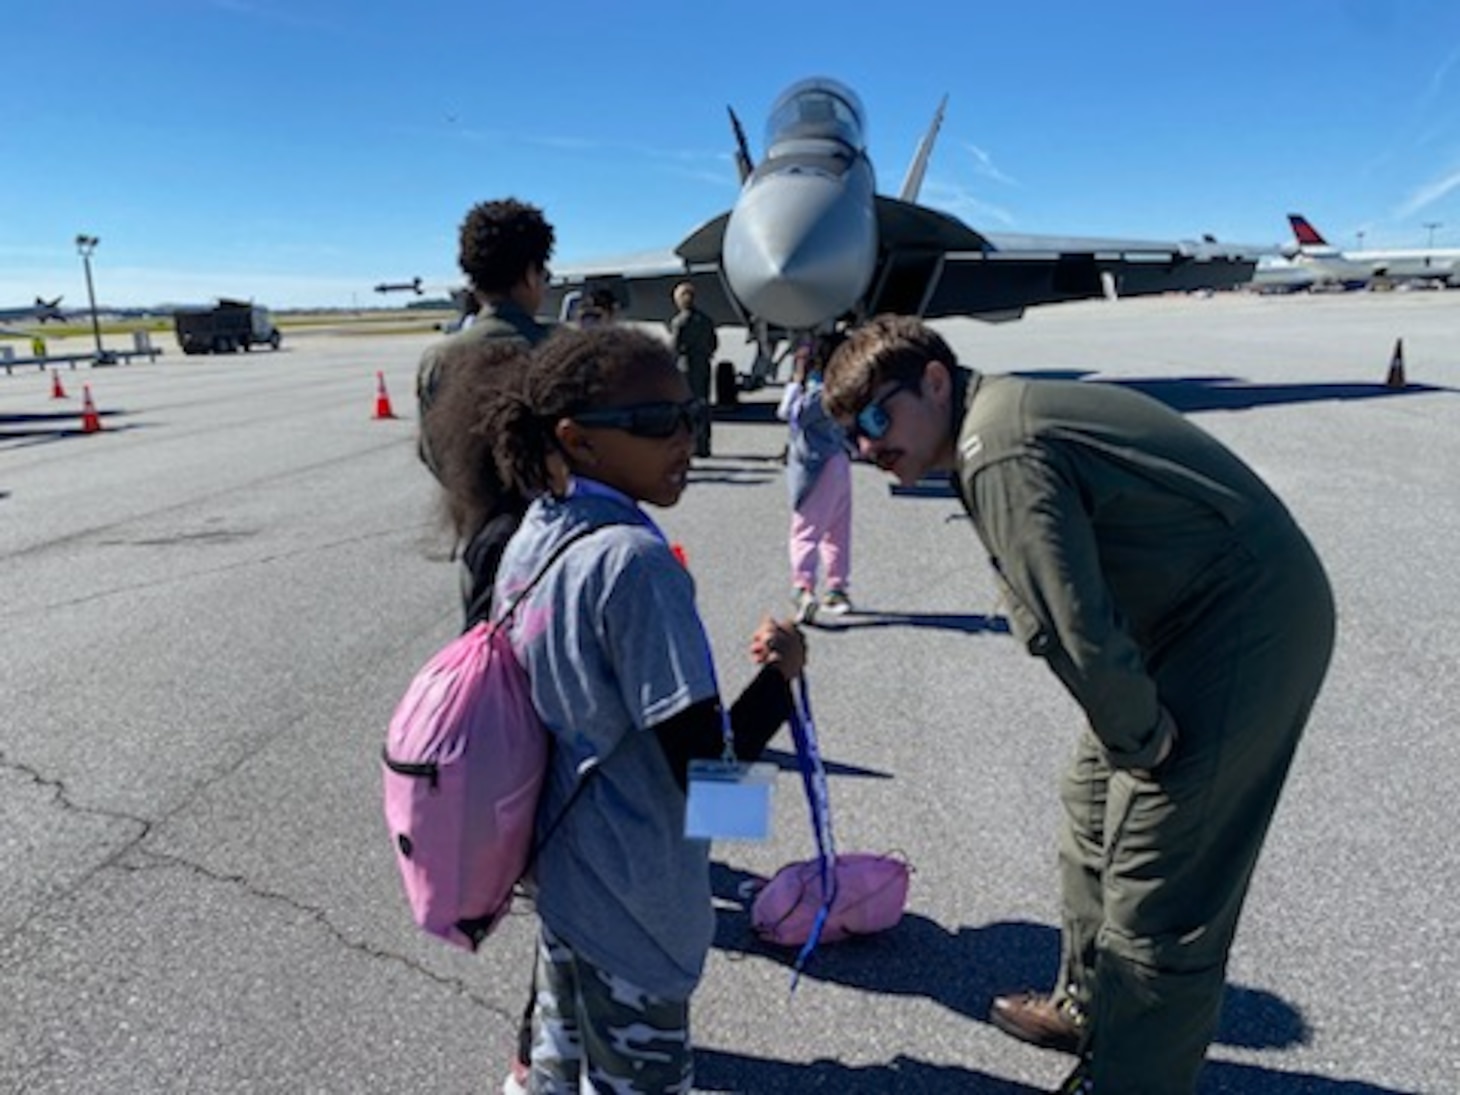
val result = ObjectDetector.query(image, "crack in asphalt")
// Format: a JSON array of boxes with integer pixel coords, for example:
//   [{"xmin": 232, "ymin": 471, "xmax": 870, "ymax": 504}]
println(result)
[
  {"xmin": 123, "ymin": 849, "xmax": 500, "ymax": 1015},
  {"xmin": 0, "ymin": 603, "xmax": 495, "ymax": 1024},
  {"xmin": 0, "ymin": 747, "xmax": 153, "ymax": 841},
  {"xmin": 0, "ymin": 751, "xmax": 504, "ymax": 1020}
]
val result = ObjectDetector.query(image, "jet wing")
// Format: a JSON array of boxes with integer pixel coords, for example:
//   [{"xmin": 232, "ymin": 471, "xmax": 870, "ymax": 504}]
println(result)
[
  {"xmin": 541, "ymin": 235, "xmax": 746, "ymax": 328},
  {"xmin": 542, "ymin": 201, "xmax": 1267, "ymax": 330},
  {"xmin": 866, "ymin": 204, "xmax": 1267, "ymax": 322}
]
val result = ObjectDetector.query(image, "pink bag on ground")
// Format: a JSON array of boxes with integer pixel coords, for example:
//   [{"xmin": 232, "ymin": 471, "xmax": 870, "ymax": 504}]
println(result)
[{"xmin": 750, "ymin": 852, "xmax": 911, "ymax": 947}]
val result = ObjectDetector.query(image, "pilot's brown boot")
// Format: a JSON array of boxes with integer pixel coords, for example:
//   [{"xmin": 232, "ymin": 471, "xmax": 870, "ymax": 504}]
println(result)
[{"xmin": 989, "ymin": 991, "xmax": 1086, "ymax": 1055}]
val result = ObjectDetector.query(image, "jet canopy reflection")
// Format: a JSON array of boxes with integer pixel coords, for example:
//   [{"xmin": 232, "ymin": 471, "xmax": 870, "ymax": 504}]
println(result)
[{"xmin": 764, "ymin": 78, "xmax": 866, "ymax": 154}]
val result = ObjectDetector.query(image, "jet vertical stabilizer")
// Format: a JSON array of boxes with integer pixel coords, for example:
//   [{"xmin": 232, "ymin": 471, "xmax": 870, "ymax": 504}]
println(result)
[
  {"xmin": 898, "ymin": 94, "xmax": 947, "ymax": 203},
  {"xmin": 728, "ymin": 106, "xmax": 754, "ymax": 185}
]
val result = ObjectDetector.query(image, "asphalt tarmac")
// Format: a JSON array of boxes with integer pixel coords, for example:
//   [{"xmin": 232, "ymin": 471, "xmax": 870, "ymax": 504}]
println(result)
[{"xmin": 1, "ymin": 291, "xmax": 1456, "ymax": 1093}]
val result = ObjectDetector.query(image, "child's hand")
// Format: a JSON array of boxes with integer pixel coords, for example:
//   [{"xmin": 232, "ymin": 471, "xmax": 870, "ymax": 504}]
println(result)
[
  {"xmin": 791, "ymin": 347, "xmax": 810, "ymax": 383},
  {"xmin": 749, "ymin": 616, "xmax": 806, "ymax": 680}
]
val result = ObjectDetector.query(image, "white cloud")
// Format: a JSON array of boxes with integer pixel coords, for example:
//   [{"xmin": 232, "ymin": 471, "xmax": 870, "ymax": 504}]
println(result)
[
  {"xmin": 1394, "ymin": 166, "xmax": 1460, "ymax": 219},
  {"xmin": 961, "ymin": 142, "xmax": 1018, "ymax": 187},
  {"xmin": 1424, "ymin": 43, "xmax": 1460, "ymax": 105},
  {"xmin": 921, "ymin": 180, "xmax": 1016, "ymax": 228}
]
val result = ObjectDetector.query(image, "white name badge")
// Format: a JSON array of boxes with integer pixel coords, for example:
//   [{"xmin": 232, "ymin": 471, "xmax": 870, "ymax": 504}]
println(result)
[{"xmin": 685, "ymin": 761, "xmax": 776, "ymax": 841}]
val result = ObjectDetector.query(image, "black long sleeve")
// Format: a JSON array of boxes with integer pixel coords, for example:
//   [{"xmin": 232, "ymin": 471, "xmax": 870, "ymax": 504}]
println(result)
[{"xmin": 652, "ymin": 666, "xmax": 794, "ymax": 791}]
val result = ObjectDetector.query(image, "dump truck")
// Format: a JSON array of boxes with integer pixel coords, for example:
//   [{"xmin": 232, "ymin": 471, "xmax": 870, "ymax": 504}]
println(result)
[{"xmin": 174, "ymin": 299, "xmax": 282, "ymax": 355}]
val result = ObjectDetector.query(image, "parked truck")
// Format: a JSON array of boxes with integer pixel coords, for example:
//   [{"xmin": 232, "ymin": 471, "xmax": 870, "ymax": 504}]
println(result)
[{"xmin": 174, "ymin": 299, "xmax": 282, "ymax": 355}]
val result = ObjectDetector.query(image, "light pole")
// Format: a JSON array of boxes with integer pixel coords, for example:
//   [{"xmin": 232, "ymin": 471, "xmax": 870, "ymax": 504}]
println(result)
[
  {"xmin": 74, "ymin": 233, "xmax": 111, "ymax": 363},
  {"xmin": 1423, "ymin": 221, "xmax": 1441, "ymax": 248}
]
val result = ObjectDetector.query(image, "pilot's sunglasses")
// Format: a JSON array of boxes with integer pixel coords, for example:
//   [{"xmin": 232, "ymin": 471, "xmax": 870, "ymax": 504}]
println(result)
[
  {"xmin": 849, "ymin": 380, "xmax": 919, "ymax": 443},
  {"xmin": 572, "ymin": 398, "xmax": 709, "ymax": 439}
]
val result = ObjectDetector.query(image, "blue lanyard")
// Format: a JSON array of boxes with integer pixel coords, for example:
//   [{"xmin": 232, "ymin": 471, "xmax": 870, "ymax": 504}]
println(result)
[{"xmin": 786, "ymin": 671, "xmax": 837, "ymax": 988}]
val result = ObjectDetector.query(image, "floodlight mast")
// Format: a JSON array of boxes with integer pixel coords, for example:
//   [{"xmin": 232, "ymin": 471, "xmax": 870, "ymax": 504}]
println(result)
[{"xmin": 75, "ymin": 233, "xmax": 108, "ymax": 362}]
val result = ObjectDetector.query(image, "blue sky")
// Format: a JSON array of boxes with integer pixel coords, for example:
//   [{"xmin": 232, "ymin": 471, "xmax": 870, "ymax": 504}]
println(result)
[{"xmin": 5, "ymin": 0, "xmax": 1460, "ymax": 310}]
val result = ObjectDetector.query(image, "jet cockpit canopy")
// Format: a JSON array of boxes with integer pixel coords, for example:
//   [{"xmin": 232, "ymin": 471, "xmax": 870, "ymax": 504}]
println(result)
[{"xmin": 764, "ymin": 77, "xmax": 866, "ymax": 153}]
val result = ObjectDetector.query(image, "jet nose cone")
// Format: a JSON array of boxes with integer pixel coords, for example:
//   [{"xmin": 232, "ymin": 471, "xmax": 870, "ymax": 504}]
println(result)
[{"xmin": 723, "ymin": 168, "xmax": 877, "ymax": 330}]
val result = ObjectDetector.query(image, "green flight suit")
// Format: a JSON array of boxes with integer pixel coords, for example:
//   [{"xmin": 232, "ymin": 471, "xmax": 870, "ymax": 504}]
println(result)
[
  {"xmin": 668, "ymin": 305, "xmax": 717, "ymax": 456},
  {"xmin": 414, "ymin": 299, "xmax": 550, "ymax": 477},
  {"xmin": 953, "ymin": 371, "xmax": 1334, "ymax": 1094}
]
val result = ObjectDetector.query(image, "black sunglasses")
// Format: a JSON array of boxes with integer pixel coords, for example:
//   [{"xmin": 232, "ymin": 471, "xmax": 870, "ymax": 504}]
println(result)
[{"xmin": 571, "ymin": 398, "xmax": 708, "ymax": 439}]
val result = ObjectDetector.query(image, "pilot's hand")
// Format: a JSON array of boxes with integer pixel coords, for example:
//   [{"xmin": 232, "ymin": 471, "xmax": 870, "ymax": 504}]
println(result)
[
  {"xmin": 749, "ymin": 615, "xmax": 806, "ymax": 681},
  {"xmin": 1130, "ymin": 708, "xmax": 1179, "ymax": 780}
]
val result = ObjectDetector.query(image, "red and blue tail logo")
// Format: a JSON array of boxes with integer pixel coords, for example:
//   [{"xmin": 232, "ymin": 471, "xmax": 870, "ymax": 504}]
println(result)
[{"xmin": 1287, "ymin": 214, "xmax": 1328, "ymax": 247}]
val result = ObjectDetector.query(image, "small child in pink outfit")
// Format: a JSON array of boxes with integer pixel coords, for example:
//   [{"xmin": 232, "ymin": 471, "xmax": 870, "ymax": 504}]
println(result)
[{"xmin": 776, "ymin": 334, "xmax": 854, "ymax": 620}]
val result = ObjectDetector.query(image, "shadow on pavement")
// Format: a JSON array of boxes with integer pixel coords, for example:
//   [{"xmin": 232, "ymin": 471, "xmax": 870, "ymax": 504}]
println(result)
[
  {"xmin": 0, "ymin": 407, "xmax": 129, "ymax": 440},
  {"xmin": 1009, "ymin": 369, "xmax": 1455, "ymax": 414},
  {"xmin": 695, "ymin": 1046, "xmax": 1414, "ymax": 1095},
  {"xmin": 706, "ymin": 883, "xmax": 1408, "ymax": 1092},
  {"xmin": 695, "ymin": 1048, "xmax": 1042, "ymax": 1094},
  {"xmin": 808, "ymin": 609, "xmax": 1009, "ymax": 636},
  {"xmin": 710, "ymin": 876, "xmax": 1312, "ymax": 1054}
]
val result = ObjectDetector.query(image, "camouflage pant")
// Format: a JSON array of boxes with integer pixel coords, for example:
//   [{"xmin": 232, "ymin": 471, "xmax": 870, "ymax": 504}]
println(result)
[{"xmin": 527, "ymin": 921, "xmax": 693, "ymax": 1094}]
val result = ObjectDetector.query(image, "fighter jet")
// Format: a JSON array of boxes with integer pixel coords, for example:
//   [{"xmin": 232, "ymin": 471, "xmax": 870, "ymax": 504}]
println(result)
[
  {"xmin": 0, "ymin": 295, "xmax": 69, "ymax": 324},
  {"xmin": 373, "ymin": 277, "xmax": 424, "ymax": 295},
  {"xmin": 544, "ymin": 77, "xmax": 1265, "ymax": 353}
]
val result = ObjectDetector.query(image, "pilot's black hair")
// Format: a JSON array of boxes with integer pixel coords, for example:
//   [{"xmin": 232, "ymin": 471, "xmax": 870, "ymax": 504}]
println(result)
[
  {"xmin": 457, "ymin": 199, "xmax": 556, "ymax": 296},
  {"xmin": 484, "ymin": 327, "xmax": 677, "ymax": 497}
]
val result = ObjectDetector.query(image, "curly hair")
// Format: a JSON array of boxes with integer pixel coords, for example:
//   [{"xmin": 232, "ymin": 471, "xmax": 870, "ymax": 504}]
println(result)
[
  {"xmin": 484, "ymin": 326, "xmax": 677, "ymax": 497},
  {"xmin": 424, "ymin": 339, "xmax": 532, "ymax": 540},
  {"xmin": 821, "ymin": 314, "xmax": 956, "ymax": 419},
  {"xmin": 457, "ymin": 199, "xmax": 556, "ymax": 296}
]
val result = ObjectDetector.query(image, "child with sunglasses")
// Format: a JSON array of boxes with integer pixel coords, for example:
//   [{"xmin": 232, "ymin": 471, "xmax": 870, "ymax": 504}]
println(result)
[
  {"xmin": 477, "ymin": 326, "xmax": 805, "ymax": 1094},
  {"xmin": 776, "ymin": 331, "xmax": 855, "ymax": 621}
]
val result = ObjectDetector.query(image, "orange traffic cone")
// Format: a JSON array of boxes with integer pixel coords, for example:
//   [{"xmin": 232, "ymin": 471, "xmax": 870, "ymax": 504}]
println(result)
[
  {"xmin": 1385, "ymin": 338, "xmax": 1406, "ymax": 388},
  {"xmin": 373, "ymin": 371, "xmax": 397, "ymax": 419},
  {"xmin": 80, "ymin": 385, "xmax": 102, "ymax": 434},
  {"xmin": 50, "ymin": 369, "xmax": 68, "ymax": 399}
]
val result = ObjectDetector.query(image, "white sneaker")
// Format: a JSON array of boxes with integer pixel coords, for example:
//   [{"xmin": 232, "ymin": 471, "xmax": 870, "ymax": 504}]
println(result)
[
  {"xmin": 792, "ymin": 587, "xmax": 816, "ymax": 623},
  {"xmin": 821, "ymin": 589, "xmax": 853, "ymax": 615}
]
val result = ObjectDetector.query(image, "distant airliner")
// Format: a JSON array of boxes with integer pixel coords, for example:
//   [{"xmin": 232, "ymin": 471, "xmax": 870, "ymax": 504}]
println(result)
[
  {"xmin": 1283, "ymin": 214, "xmax": 1460, "ymax": 287},
  {"xmin": 544, "ymin": 77, "xmax": 1265, "ymax": 357}
]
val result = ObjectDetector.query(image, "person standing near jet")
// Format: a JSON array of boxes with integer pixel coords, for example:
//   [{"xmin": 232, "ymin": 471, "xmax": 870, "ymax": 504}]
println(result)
[
  {"xmin": 822, "ymin": 315, "xmax": 1335, "ymax": 1095},
  {"xmin": 668, "ymin": 281, "xmax": 717, "ymax": 458},
  {"xmin": 576, "ymin": 287, "xmax": 619, "ymax": 328},
  {"xmin": 415, "ymin": 198, "xmax": 556, "ymax": 477}
]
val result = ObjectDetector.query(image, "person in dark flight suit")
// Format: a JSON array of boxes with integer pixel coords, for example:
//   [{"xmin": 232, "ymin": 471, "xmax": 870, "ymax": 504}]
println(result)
[
  {"xmin": 823, "ymin": 314, "xmax": 1335, "ymax": 1095},
  {"xmin": 667, "ymin": 281, "xmax": 717, "ymax": 458}
]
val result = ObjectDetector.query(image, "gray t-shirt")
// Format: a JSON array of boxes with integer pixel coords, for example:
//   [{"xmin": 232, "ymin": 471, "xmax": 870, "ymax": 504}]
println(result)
[{"xmin": 493, "ymin": 482, "xmax": 718, "ymax": 1000}]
